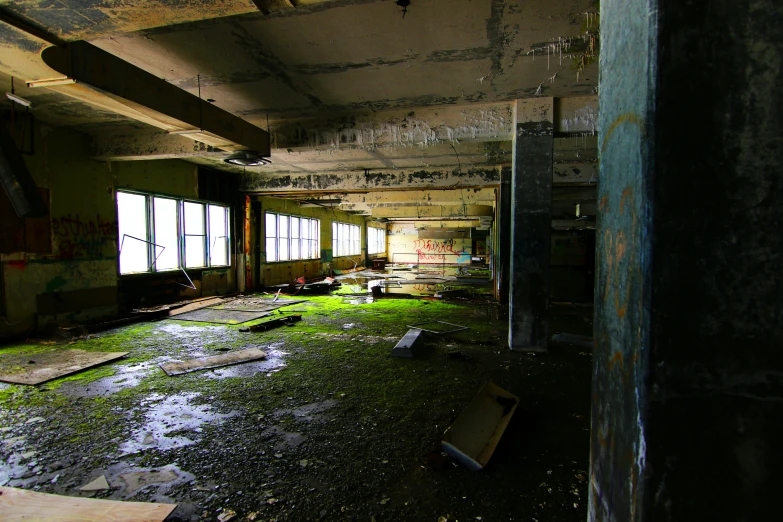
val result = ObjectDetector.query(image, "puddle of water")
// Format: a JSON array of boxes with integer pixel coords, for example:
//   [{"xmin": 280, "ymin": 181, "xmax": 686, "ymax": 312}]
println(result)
[
  {"xmin": 103, "ymin": 463, "xmax": 195, "ymax": 502},
  {"xmin": 119, "ymin": 393, "xmax": 237, "ymax": 454},
  {"xmin": 59, "ymin": 360, "xmax": 160, "ymax": 398},
  {"xmin": 0, "ymin": 438, "xmax": 38, "ymax": 488}
]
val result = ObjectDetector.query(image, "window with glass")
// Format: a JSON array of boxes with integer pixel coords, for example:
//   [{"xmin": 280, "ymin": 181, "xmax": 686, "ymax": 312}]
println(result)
[
  {"xmin": 332, "ymin": 221, "xmax": 361, "ymax": 257},
  {"xmin": 116, "ymin": 190, "xmax": 230, "ymax": 275},
  {"xmin": 367, "ymin": 226, "xmax": 386, "ymax": 255},
  {"xmin": 265, "ymin": 212, "xmax": 320, "ymax": 262}
]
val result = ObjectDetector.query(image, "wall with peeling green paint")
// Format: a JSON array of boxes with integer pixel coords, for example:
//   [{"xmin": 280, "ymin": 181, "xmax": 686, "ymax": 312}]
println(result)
[{"xmin": 0, "ymin": 121, "xmax": 200, "ymax": 339}]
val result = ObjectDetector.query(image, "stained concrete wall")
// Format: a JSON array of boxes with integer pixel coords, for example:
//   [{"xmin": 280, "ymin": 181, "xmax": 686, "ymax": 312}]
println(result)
[
  {"xmin": 0, "ymin": 120, "xmax": 209, "ymax": 339},
  {"xmin": 387, "ymin": 223, "xmax": 472, "ymax": 265},
  {"xmin": 257, "ymin": 196, "xmax": 364, "ymax": 286}
]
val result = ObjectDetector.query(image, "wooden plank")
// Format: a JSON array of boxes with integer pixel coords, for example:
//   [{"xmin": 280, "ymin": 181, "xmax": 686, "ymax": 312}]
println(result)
[
  {"xmin": 160, "ymin": 348, "xmax": 267, "ymax": 376},
  {"xmin": 168, "ymin": 297, "xmax": 223, "ymax": 316},
  {"xmin": 0, "ymin": 486, "xmax": 176, "ymax": 521},
  {"xmin": 0, "ymin": 349, "xmax": 128, "ymax": 385},
  {"xmin": 441, "ymin": 382, "xmax": 519, "ymax": 470}
]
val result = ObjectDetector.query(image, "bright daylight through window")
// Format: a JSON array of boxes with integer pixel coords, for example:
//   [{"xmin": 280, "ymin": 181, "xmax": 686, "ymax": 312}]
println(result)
[
  {"xmin": 116, "ymin": 191, "xmax": 230, "ymax": 275},
  {"xmin": 265, "ymin": 212, "xmax": 320, "ymax": 263},
  {"xmin": 367, "ymin": 226, "xmax": 386, "ymax": 255},
  {"xmin": 332, "ymin": 222, "xmax": 360, "ymax": 257}
]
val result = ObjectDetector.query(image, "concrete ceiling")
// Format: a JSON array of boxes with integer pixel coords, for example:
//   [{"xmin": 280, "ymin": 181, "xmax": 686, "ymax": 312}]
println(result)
[
  {"xmin": 0, "ymin": 0, "xmax": 600, "ymax": 202},
  {"xmin": 1, "ymin": 0, "xmax": 599, "ymax": 127}
]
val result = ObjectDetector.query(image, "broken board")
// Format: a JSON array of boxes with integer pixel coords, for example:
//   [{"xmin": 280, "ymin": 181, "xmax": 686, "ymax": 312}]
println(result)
[
  {"xmin": 160, "ymin": 348, "xmax": 267, "ymax": 376},
  {"xmin": 209, "ymin": 297, "xmax": 305, "ymax": 312},
  {"xmin": 168, "ymin": 296, "xmax": 224, "ymax": 316},
  {"xmin": 0, "ymin": 486, "xmax": 176, "ymax": 521},
  {"xmin": 169, "ymin": 308, "xmax": 270, "ymax": 324},
  {"xmin": 442, "ymin": 382, "xmax": 519, "ymax": 470},
  {"xmin": 0, "ymin": 349, "xmax": 128, "ymax": 385}
]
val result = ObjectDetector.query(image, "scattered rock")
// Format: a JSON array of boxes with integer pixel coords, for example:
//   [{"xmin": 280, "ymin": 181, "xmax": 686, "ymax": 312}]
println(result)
[{"xmin": 217, "ymin": 508, "xmax": 236, "ymax": 521}]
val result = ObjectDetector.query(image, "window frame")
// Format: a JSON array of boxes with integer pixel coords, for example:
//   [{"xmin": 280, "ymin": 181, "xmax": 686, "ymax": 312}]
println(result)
[
  {"xmin": 116, "ymin": 189, "xmax": 231, "ymax": 275},
  {"xmin": 332, "ymin": 221, "xmax": 361, "ymax": 257},
  {"xmin": 264, "ymin": 211, "xmax": 321, "ymax": 263},
  {"xmin": 367, "ymin": 225, "xmax": 386, "ymax": 255}
]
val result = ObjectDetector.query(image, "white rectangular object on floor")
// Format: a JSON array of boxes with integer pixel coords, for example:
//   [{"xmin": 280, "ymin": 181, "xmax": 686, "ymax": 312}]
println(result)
[{"xmin": 441, "ymin": 382, "xmax": 519, "ymax": 470}]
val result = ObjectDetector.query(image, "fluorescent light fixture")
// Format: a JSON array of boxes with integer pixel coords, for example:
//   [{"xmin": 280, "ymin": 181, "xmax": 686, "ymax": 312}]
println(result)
[
  {"xmin": 26, "ymin": 77, "xmax": 76, "ymax": 88},
  {"xmin": 5, "ymin": 92, "xmax": 33, "ymax": 108}
]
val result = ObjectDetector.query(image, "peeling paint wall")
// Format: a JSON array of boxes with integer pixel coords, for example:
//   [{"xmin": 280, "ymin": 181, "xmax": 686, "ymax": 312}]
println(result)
[{"xmin": 0, "ymin": 119, "xmax": 202, "ymax": 338}]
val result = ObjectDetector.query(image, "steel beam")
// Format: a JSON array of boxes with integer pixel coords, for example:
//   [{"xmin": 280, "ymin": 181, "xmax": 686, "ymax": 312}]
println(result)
[{"xmin": 40, "ymin": 41, "xmax": 270, "ymax": 154}]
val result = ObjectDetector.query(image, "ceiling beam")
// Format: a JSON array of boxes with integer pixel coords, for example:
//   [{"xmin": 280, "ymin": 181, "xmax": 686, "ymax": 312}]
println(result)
[
  {"xmin": 40, "ymin": 41, "xmax": 270, "ymax": 154},
  {"xmin": 371, "ymin": 205, "xmax": 494, "ymax": 219},
  {"xmin": 242, "ymin": 168, "xmax": 503, "ymax": 193}
]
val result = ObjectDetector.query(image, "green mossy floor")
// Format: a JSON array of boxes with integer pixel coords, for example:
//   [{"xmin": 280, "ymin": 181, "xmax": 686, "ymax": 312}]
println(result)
[{"xmin": 0, "ymin": 294, "xmax": 592, "ymax": 522}]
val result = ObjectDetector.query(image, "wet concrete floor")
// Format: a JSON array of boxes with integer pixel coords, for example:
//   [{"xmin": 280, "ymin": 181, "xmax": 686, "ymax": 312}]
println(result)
[{"xmin": 0, "ymin": 295, "xmax": 592, "ymax": 521}]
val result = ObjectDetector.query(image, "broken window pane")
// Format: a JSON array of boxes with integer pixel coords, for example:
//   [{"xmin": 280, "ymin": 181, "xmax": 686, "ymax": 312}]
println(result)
[
  {"xmin": 265, "ymin": 212, "xmax": 277, "ymax": 262},
  {"xmin": 153, "ymin": 197, "xmax": 178, "ymax": 271},
  {"xmin": 184, "ymin": 202, "xmax": 205, "ymax": 268},
  {"xmin": 208, "ymin": 204, "xmax": 229, "ymax": 266},
  {"xmin": 117, "ymin": 191, "xmax": 149, "ymax": 274},
  {"xmin": 291, "ymin": 216, "xmax": 300, "ymax": 260},
  {"xmin": 279, "ymin": 214, "xmax": 289, "ymax": 261}
]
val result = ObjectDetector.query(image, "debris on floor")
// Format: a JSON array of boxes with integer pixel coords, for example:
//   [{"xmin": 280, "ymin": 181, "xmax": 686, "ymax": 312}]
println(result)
[
  {"xmin": 0, "ymin": 349, "xmax": 128, "ymax": 385},
  {"xmin": 120, "ymin": 467, "xmax": 181, "ymax": 494},
  {"xmin": 160, "ymin": 348, "xmax": 268, "ymax": 376},
  {"xmin": 0, "ymin": 486, "xmax": 176, "ymax": 521},
  {"xmin": 170, "ymin": 308, "xmax": 271, "ymax": 325},
  {"xmin": 79, "ymin": 474, "xmax": 110, "ymax": 491},
  {"xmin": 406, "ymin": 321, "xmax": 470, "ymax": 335},
  {"xmin": 168, "ymin": 296, "xmax": 225, "ymax": 316},
  {"xmin": 391, "ymin": 328, "xmax": 424, "ymax": 358},
  {"xmin": 240, "ymin": 315, "xmax": 302, "ymax": 332},
  {"xmin": 441, "ymin": 382, "xmax": 519, "ymax": 470}
]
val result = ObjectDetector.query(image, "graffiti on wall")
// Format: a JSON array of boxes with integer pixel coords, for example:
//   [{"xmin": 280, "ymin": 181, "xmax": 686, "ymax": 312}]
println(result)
[
  {"xmin": 52, "ymin": 214, "xmax": 117, "ymax": 259},
  {"xmin": 413, "ymin": 238, "xmax": 469, "ymax": 263}
]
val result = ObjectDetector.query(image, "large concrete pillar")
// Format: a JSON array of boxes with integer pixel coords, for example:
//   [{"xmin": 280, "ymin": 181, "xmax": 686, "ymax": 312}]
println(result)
[
  {"xmin": 495, "ymin": 167, "xmax": 511, "ymax": 303},
  {"xmin": 590, "ymin": 1, "xmax": 783, "ymax": 521},
  {"xmin": 508, "ymin": 98, "xmax": 553, "ymax": 351}
]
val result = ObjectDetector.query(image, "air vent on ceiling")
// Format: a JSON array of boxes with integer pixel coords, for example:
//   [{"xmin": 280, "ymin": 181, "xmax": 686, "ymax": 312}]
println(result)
[{"xmin": 223, "ymin": 151, "xmax": 271, "ymax": 167}]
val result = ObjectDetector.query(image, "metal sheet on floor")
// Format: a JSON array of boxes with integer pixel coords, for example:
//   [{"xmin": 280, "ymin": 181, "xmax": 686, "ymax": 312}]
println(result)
[{"xmin": 160, "ymin": 348, "xmax": 268, "ymax": 376}]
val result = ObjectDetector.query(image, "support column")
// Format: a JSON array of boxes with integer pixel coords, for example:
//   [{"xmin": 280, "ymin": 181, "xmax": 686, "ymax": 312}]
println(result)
[
  {"xmin": 591, "ymin": 1, "xmax": 782, "ymax": 521},
  {"xmin": 496, "ymin": 167, "xmax": 511, "ymax": 302},
  {"xmin": 508, "ymin": 98, "xmax": 553, "ymax": 351}
]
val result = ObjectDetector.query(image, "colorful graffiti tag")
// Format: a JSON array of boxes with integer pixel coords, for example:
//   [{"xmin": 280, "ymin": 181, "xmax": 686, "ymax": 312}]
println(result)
[
  {"xmin": 412, "ymin": 238, "xmax": 469, "ymax": 263},
  {"xmin": 52, "ymin": 214, "xmax": 117, "ymax": 259}
]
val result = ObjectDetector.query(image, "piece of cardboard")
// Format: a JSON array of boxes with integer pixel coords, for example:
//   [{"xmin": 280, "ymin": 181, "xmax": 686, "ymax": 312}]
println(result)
[{"xmin": 441, "ymin": 382, "xmax": 519, "ymax": 470}]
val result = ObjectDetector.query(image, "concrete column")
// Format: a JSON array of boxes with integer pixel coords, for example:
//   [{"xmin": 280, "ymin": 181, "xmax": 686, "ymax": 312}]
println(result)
[
  {"xmin": 590, "ymin": 1, "xmax": 783, "ymax": 521},
  {"xmin": 495, "ymin": 167, "xmax": 511, "ymax": 302},
  {"xmin": 508, "ymin": 98, "xmax": 553, "ymax": 351}
]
